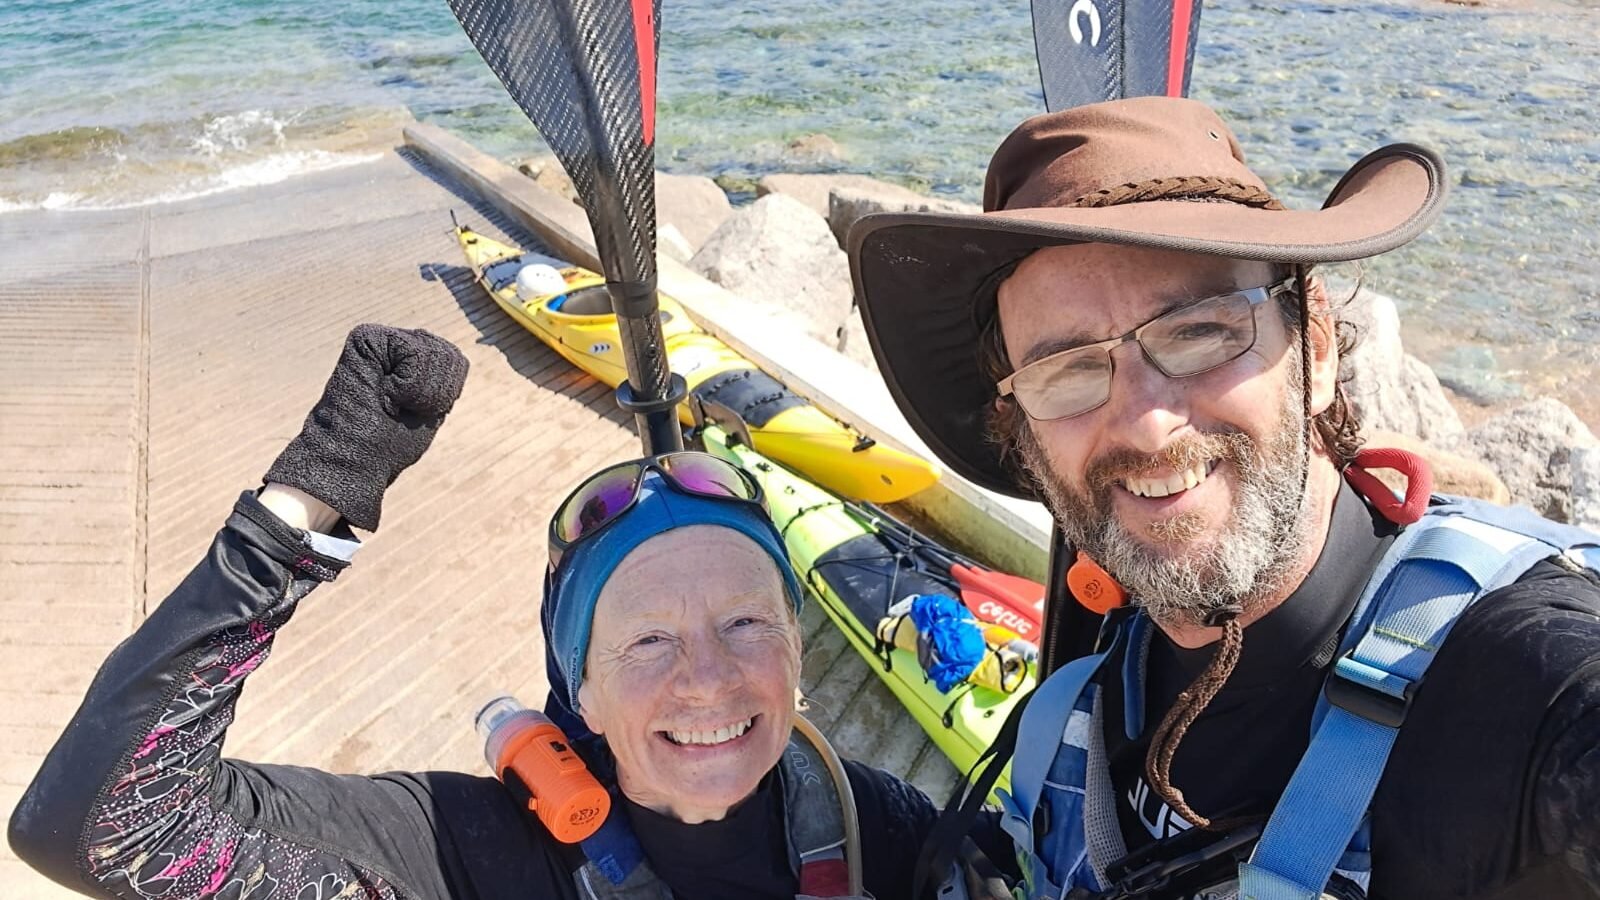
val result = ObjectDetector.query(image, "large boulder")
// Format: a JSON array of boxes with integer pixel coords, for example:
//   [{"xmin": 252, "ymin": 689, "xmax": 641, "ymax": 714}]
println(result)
[
  {"xmin": 1459, "ymin": 398, "xmax": 1600, "ymax": 522},
  {"xmin": 838, "ymin": 313, "xmax": 879, "ymax": 372},
  {"xmin": 1339, "ymin": 288, "xmax": 1464, "ymax": 445},
  {"xmin": 1569, "ymin": 447, "xmax": 1600, "ymax": 531},
  {"xmin": 689, "ymin": 193, "xmax": 853, "ymax": 349},
  {"xmin": 757, "ymin": 173, "xmax": 921, "ymax": 220},
  {"xmin": 827, "ymin": 186, "xmax": 980, "ymax": 248},
  {"xmin": 656, "ymin": 224, "xmax": 693, "ymax": 265},
  {"xmin": 655, "ymin": 172, "xmax": 731, "ymax": 253},
  {"xmin": 1362, "ymin": 429, "xmax": 1510, "ymax": 505}
]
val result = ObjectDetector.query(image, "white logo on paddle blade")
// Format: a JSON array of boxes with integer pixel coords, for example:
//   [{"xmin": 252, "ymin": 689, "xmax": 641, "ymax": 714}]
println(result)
[{"xmin": 1069, "ymin": 0, "xmax": 1103, "ymax": 46}]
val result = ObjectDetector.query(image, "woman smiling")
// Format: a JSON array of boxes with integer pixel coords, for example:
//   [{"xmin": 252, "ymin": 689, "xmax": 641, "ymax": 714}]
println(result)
[
  {"xmin": 534, "ymin": 450, "xmax": 943, "ymax": 898},
  {"xmin": 9, "ymin": 325, "xmax": 962, "ymax": 900}
]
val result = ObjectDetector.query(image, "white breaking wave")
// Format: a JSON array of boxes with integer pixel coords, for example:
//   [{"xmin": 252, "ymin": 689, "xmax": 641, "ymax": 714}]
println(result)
[
  {"xmin": 144, "ymin": 148, "xmax": 385, "ymax": 204},
  {"xmin": 0, "ymin": 192, "xmax": 87, "ymax": 213},
  {"xmin": 190, "ymin": 109, "xmax": 295, "ymax": 158},
  {"xmin": 0, "ymin": 148, "xmax": 382, "ymax": 214}
]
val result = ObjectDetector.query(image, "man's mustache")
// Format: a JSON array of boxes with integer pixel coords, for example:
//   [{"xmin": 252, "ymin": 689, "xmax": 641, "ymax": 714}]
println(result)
[{"xmin": 1085, "ymin": 431, "xmax": 1253, "ymax": 493}]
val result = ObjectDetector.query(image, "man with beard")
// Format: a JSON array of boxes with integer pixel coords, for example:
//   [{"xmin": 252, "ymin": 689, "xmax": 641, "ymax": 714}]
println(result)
[{"xmin": 846, "ymin": 97, "xmax": 1600, "ymax": 899}]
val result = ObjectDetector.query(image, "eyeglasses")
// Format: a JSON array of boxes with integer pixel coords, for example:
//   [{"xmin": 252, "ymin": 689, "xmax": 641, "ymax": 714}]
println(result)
[
  {"xmin": 996, "ymin": 278, "xmax": 1298, "ymax": 421},
  {"xmin": 547, "ymin": 453, "xmax": 766, "ymax": 569}
]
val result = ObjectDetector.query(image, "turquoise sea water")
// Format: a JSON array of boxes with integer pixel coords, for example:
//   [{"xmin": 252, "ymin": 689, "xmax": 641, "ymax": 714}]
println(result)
[{"xmin": 2, "ymin": 0, "xmax": 1597, "ymax": 416}]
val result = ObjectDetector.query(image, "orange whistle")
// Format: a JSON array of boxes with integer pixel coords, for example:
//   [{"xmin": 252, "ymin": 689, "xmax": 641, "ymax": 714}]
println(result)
[
  {"xmin": 476, "ymin": 697, "xmax": 610, "ymax": 843},
  {"xmin": 1066, "ymin": 553, "xmax": 1127, "ymax": 615}
]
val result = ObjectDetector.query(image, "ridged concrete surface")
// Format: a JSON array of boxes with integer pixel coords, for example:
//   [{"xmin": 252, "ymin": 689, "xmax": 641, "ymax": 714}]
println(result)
[
  {"xmin": 0, "ymin": 205, "xmax": 150, "ymax": 900},
  {"xmin": 0, "ymin": 149, "xmax": 956, "ymax": 899}
]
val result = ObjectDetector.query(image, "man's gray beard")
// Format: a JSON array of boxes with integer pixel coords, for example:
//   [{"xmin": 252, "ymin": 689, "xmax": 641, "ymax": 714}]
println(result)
[{"xmin": 1018, "ymin": 377, "xmax": 1312, "ymax": 627}]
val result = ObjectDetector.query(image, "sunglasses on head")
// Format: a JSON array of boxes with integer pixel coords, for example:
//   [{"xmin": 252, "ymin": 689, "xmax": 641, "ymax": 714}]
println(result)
[
  {"xmin": 547, "ymin": 452, "xmax": 766, "ymax": 570},
  {"xmin": 997, "ymin": 277, "xmax": 1298, "ymax": 421}
]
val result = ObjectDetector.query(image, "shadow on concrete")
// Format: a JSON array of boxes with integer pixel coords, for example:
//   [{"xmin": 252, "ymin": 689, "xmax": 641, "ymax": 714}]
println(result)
[
  {"xmin": 398, "ymin": 147, "xmax": 631, "ymax": 434},
  {"xmin": 396, "ymin": 146, "xmax": 549, "ymax": 251}
]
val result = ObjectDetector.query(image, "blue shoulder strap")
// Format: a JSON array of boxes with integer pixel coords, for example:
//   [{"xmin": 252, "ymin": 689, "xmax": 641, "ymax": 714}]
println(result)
[
  {"xmin": 996, "ymin": 622, "xmax": 1126, "ymax": 897},
  {"xmin": 1240, "ymin": 501, "xmax": 1592, "ymax": 899},
  {"xmin": 1003, "ymin": 636, "xmax": 1118, "ymax": 832},
  {"xmin": 580, "ymin": 790, "xmax": 648, "ymax": 885}
]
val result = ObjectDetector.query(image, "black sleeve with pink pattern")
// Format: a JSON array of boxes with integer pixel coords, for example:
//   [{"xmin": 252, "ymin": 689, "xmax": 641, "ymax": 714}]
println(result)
[{"xmin": 9, "ymin": 491, "xmax": 473, "ymax": 900}]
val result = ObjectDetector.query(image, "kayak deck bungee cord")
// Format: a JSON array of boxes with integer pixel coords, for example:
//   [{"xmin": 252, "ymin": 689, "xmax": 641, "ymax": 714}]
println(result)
[{"xmin": 456, "ymin": 223, "xmax": 941, "ymax": 504}]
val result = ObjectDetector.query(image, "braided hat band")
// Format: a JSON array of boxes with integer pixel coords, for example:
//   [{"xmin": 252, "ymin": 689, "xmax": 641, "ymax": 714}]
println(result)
[{"xmin": 1071, "ymin": 175, "xmax": 1286, "ymax": 211}]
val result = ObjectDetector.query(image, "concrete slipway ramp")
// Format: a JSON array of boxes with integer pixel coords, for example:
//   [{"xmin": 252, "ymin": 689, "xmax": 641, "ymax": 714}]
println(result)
[{"xmin": 0, "ymin": 142, "xmax": 962, "ymax": 898}]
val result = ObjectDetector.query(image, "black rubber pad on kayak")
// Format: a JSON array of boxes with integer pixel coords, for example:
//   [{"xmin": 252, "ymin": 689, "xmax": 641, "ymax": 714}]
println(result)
[
  {"xmin": 691, "ymin": 369, "xmax": 807, "ymax": 429},
  {"xmin": 812, "ymin": 533, "xmax": 955, "ymax": 631}
]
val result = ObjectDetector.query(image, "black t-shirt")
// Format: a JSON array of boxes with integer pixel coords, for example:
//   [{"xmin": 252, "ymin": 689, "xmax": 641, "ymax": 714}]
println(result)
[
  {"xmin": 1105, "ymin": 481, "xmax": 1396, "ymax": 843},
  {"xmin": 625, "ymin": 774, "xmax": 794, "ymax": 900},
  {"xmin": 1099, "ymin": 484, "xmax": 1600, "ymax": 898},
  {"xmin": 625, "ymin": 761, "xmax": 937, "ymax": 900}
]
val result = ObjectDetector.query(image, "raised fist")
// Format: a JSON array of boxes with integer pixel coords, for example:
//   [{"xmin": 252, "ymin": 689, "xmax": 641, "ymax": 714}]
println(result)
[{"xmin": 265, "ymin": 324, "xmax": 469, "ymax": 531}]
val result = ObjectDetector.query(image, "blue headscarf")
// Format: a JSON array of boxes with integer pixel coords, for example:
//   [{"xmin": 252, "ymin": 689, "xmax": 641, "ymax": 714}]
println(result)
[{"xmin": 539, "ymin": 473, "xmax": 805, "ymax": 728}]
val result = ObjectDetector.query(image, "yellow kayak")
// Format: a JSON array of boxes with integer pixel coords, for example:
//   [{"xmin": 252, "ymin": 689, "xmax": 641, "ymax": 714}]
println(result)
[{"xmin": 456, "ymin": 224, "xmax": 940, "ymax": 503}]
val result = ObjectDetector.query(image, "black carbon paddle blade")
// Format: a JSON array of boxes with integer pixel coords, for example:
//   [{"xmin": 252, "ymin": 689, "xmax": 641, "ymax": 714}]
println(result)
[
  {"xmin": 1031, "ymin": 0, "xmax": 1204, "ymax": 111},
  {"xmin": 448, "ymin": 0, "xmax": 660, "ymax": 286}
]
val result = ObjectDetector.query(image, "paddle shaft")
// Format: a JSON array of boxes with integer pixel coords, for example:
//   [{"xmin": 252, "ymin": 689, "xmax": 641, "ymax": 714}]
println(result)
[
  {"xmin": 608, "ymin": 279, "xmax": 685, "ymax": 453},
  {"xmin": 448, "ymin": 0, "xmax": 677, "ymax": 455}
]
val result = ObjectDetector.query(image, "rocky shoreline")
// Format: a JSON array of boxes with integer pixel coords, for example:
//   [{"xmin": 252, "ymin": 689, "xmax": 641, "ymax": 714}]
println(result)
[{"xmin": 516, "ymin": 157, "xmax": 1600, "ymax": 528}]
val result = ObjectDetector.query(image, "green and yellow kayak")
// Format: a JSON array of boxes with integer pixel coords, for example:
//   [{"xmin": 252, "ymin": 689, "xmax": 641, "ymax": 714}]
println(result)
[
  {"xmin": 456, "ymin": 224, "xmax": 941, "ymax": 504},
  {"xmin": 700, "ymin": 423, "xmax": 1034, "ymax": 789}
]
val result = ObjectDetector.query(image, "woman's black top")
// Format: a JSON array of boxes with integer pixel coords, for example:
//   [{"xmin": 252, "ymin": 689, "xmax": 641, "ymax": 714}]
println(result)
[{"xmin": 8, "ymin": 492, "xmax": 941, "ymax": 900}]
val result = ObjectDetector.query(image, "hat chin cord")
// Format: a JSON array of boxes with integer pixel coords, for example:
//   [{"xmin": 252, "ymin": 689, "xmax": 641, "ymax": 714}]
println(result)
[
  {"xmin": 1143, "ymin": 605, "xmax": 1247, "ymax": 832},
  {"xmin": 1142, "ymin": 272, "xmax": 1317, "ymax": 832}
]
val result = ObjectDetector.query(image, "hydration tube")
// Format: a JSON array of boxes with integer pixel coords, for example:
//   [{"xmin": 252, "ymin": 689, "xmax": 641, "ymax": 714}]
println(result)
[{"xmin": 791, "ymin": 713, "xmax": 865, "ymax": 898}]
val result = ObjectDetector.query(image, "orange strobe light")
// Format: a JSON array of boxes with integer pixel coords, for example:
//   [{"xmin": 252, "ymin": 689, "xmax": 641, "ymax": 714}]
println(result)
[
  {"xmin": 1066, "ymin": 553, "xmax": 1128, "ymax": 615},
  {"xmin": 476, "ymin": 697, "xmax": 610, "ymax": 843}
]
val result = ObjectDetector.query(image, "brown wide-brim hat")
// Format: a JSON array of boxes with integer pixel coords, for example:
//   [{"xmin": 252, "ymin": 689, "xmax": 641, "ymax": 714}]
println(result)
[{"xmin": 847, "ymin": 96, "xmax": 1447, "ymax": 499}]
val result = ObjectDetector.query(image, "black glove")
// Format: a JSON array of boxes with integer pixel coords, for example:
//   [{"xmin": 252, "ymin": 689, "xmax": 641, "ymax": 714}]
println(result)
[{"xmin": 265, "ymin": 324, "xmax": 469, "ymax": 531}]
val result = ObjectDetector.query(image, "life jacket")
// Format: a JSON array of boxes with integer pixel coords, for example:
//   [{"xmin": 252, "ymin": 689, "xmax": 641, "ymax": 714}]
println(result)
[
  {"xmin": 997, "ymin": 495, "xmax": 1600, "ymax": 900},
  {"xmin": 571, "ymin": 718, "xmax": 872, "ymax": 900}
]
